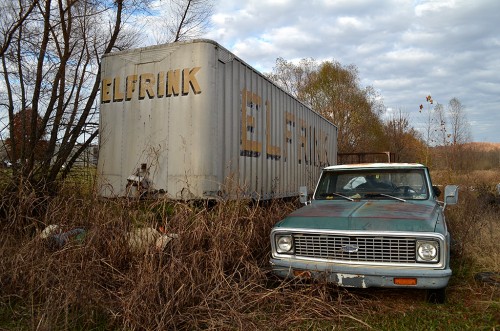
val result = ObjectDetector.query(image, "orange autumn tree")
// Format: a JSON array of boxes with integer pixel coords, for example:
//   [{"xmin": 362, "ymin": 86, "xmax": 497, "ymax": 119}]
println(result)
[
  {"xmin": 267, "ymin": 58, "xmax": 386, "ymax": 153},
  {"xmin": 1, "ymin": 0, "xmax": 215, "ymax": 196},
  {"xmin": 6, "ymin": 108, "xmax": 48, "ymax": 166}
]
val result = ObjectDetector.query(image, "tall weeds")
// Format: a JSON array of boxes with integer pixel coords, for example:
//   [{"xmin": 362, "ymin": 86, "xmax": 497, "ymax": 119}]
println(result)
[
  {"xmin": 0, "ymin": 192, "xmax": 369, "ymax": 330},
  {"xmin": 444, "ymin": 178, "xmax": 500, "ymax": 273},
  {"xmin": 2, "ymin": 169, "xmax": 497, "ymax": 330}
]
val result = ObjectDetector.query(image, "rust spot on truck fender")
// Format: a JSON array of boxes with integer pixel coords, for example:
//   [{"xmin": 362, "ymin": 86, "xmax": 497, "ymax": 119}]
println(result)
[
  {"xmin": 289, "ymin": 201, "xmax": 438, "ymax": 221},
  {"xmin": 353, "ymin": 202, "xmax": 438, "ymax": 221}
]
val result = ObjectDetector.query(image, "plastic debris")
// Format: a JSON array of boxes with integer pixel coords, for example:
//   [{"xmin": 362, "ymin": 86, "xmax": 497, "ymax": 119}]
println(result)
[
  {"xmin": 128, "ymin": 227, "xmax": 179, "ymax": 252},
  {"xmin": 127, "ymin": 227, "xmax": 178, "ymax": 253},
  {"xmin": 475, "ymin": 272, "xmax": 500, "ymax": 286},
  {"xmin": 40, "ymin": 224, "xmax": 61, "ymax": 239},
  {"xmin": 40, "ymin": 225, "xmax": 86, "ymax": 249},
  {"xmin": 155, "ymin": 233, "xmax": 179, "ymax": 251},
  {"xmin": 127, "ymin": 227, "xmax": 160, "ymax": 253}
]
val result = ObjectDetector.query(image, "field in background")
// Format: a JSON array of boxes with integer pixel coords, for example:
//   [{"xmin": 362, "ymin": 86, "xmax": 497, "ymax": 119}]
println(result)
[{"xmin": 0, "ymin": 169, "xmax": 498, "ymax": 330}]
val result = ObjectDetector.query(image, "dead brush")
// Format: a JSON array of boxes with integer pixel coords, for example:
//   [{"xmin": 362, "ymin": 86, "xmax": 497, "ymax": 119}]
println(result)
[
  {"xmin": 444, "ymin": 172, "xmax": 500, "ymax": 274},
  {"xmin": 1, "ymin": 193, "xmax": 374, "ymax": 330},
  {"xmin": 0, "ymin": 194, "xmax": 133, "ymax": 330},
  {"xmin": 0, "ymin": 178, "xmax": 51, "ymax": 235},
  {"xmin": 116, "ymin": 199, "xmax": 372, "ymax": 330}
]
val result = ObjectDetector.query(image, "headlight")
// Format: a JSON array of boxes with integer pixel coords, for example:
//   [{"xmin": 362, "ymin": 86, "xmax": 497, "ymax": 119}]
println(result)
[
  {"xmin": 276, "ymin": 235, "xmax": 294, "ymax": 254},
  {"xmin": 416, "ymin": 240, "xmax": 439, "ymax": 262}
]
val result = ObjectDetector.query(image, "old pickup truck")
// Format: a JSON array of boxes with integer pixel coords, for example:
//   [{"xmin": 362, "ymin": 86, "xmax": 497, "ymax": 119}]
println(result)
[{"xmin": 270, "ymin": 163, "xmax": 458, "ymax": 303}]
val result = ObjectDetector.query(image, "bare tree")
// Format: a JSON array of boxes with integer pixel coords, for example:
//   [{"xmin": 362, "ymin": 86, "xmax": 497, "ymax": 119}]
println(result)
[
  {"xmin": 447, "ymin": 97, "xmax": 471, "ymax": 170},
  {"xmin": 447, "ymin": 97, "xmax": 471, "ymax": 145},
  {"xmin": 420, "ymin": 97, "xmax": 472, "ymax": 170},
  {"xmin": 433, "ymin": 103, "xmax": 447, "ymax": 145},
  {"xmin": 0, "ymin": 0, "xmax": 39, "ymax": 57},
  {"xmin": 1, "ymin": 0, "xmax": 215, "ymax": 194},
  {"xmin": 0, "ymin": 0, "xmax": 149, "ymax": 192},
  {"xmin": 383, "ymin": 109, "xmax": 423, "ymax": 162},
  {"xmin": 152, "ymin": 0, "xmax": 213, "ymax": 44},
  {"xmin": 418, "ymin": 95, "xmax": 451, "ymax": 165},
  {"xmin": 265, "ymin": 57, "xmax": 317, "ymax": 98},
  {"xmin": 431, "ymin": 102, "xmax": 451, "ymax": 168}
]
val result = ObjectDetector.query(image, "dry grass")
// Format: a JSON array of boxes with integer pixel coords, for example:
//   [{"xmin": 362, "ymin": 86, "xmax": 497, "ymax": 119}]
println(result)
[
  {"xmin": 434, "ymin": 169, "xmax": 500, "ymax": 272},
  {"xmin": 0, "ymin": 169, "xmax": 499, "ymax": 330},
  {"xmin": 0, "ymin": 193, "xmax": 373, "ymax": 330},
  {"xmin": 465, "ymin": 142, "xmax": 500, "ymax": 152}
]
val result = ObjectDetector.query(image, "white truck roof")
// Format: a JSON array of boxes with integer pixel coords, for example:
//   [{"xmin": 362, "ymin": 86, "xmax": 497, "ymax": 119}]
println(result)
[{"xmin": 323, "ymin": 163, "xmax": 425, "ymax": 171}]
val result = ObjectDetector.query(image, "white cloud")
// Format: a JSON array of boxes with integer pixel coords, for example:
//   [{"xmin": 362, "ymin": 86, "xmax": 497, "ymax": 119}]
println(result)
[
  {"xmin": 337, "ymin": 16, "xmax": 364, "ymax": 29},
  {"xmin": 414, "ymin": 0, "xmax": 457, "ymax": 16},
  {"xmin": 385, "ymin": 48, "xmax": 435, "ymax": 63},
  {"xmin": 161, "ymin": 0, "xmax": 500, "ymax": 142}
]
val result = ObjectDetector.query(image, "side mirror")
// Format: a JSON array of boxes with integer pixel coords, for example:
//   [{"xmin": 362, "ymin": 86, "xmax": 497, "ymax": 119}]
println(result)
[
  {"xmin": 444, "ymin": 185, "xmax": 459, "ymax": 205},
  {"xmin": 299, "ymin": 186, "xmax": 309, "ymax": 205}
]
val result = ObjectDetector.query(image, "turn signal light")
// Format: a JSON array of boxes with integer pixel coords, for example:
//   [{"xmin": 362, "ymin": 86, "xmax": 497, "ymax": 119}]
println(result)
[{"xmin": 394, "ymin": 278, "xmax": 417, "ymax": 286}]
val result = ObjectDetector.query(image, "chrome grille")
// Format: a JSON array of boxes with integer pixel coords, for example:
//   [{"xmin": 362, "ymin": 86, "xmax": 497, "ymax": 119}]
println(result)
[{"xmin": 293, "ymin": 234, "xmax": 417, "ymax": 263}]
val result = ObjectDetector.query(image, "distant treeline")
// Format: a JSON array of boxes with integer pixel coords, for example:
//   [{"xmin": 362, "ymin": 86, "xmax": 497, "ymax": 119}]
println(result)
[{"xmin": 430, "ymin": 143, "xmax": 500, "ymax": 170}]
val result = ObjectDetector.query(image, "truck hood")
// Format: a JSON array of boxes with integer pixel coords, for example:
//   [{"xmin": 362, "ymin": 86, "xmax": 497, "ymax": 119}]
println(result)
[{"xmin": 275, "ymin": 200, "xmax": 440, "ymax": 232}]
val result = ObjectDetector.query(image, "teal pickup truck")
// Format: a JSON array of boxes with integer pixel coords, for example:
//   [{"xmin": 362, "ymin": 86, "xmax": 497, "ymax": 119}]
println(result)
[{"xmin": 270, "ymin": 163, "xmax": 458, "ymax": 303}]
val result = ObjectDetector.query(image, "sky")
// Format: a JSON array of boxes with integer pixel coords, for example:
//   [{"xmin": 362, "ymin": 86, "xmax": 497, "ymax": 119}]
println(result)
[{"xmin": 195, "ymin": 0, "xmax": 500, "ymax": 143}]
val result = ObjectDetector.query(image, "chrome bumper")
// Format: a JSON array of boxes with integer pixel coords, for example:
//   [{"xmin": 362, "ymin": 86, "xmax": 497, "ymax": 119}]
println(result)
[{"xmin": 270, "ymin": 258, "xmax": 452, "ymax": 289}]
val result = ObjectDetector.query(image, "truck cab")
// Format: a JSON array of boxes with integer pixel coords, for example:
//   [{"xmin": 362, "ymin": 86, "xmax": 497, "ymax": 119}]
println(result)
[{"xmin": 270, "ymin": 163, "xmax": 458, "ymax": 302}]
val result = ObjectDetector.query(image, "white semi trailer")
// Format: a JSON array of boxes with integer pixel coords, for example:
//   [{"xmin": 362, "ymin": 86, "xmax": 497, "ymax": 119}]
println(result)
[{"xmin": 97, "ymin": 39, "xmax": 337, "ymax": 200}]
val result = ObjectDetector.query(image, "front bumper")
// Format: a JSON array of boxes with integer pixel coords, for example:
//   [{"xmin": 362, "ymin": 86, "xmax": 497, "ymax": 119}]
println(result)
[{"xmin": 270, "ymin": 258, "xmax": 452, "ymax": 289}]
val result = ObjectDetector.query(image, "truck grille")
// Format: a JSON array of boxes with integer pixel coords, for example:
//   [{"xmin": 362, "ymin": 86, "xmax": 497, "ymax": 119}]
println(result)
[{"xmin": 293, "ymin": 234, "xmax": 417, "ymax": 263}]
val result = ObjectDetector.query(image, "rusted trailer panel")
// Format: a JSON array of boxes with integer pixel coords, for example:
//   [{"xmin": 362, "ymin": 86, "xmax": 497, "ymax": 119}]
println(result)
[{"xmin": 97, "ymin": 39, "xmax": 337, "ymax": 199}]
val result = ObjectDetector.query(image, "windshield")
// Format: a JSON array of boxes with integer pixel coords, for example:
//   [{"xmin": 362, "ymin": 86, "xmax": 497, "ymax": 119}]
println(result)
[{"xmin": 314, "ymin": 168, "xmax": 429, "ymax": 201}]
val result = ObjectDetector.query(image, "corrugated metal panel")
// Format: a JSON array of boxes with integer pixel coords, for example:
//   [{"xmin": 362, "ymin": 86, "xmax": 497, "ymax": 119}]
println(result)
[{"xmin": 98, "ymin": 39, "xmax": 337, "ymax": 200}]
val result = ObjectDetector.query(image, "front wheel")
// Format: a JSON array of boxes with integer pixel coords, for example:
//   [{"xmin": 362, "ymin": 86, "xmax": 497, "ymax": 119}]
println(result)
[{"xmin": 426, "ymin": 288, "xmax": 446, "ymax": 304}]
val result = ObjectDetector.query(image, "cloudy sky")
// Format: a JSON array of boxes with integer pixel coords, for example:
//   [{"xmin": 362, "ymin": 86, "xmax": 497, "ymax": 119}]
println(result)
[{"xmin": 196, "ymin": 0, "xmax": 500, "ymax": 143}]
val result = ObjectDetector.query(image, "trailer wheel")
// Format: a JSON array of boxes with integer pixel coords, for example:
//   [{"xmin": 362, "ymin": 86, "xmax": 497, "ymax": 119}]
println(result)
[{"xmin": 426, "ymin": 288, "xmax": 446, "ymax": 304}]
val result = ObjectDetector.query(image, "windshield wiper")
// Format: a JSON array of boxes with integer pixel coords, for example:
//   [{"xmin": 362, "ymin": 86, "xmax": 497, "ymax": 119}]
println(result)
[
  {"xmin": 321, "ymin": 192, "xmax": 355, "ymax": 201},
  {"xmin": 364, "ymin": 193, "xmax": 406, "ymax": 202}
]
